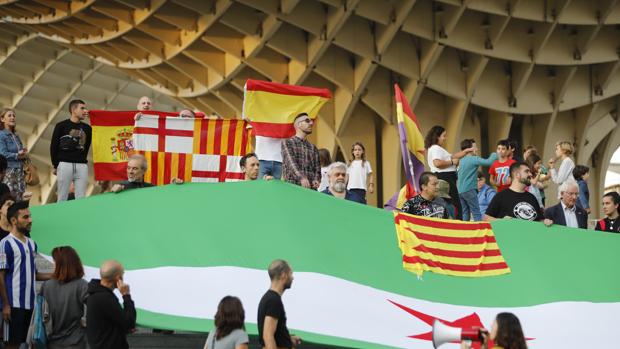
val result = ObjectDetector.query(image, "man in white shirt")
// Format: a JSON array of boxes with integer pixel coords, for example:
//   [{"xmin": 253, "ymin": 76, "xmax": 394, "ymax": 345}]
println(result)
[
  {"xmin": 255, "ymin": 136, "xmax": 283, "ymax": 180},
  {"xmin": 543, "ymin": 181, "xmax": 587, "ymax": 229}
]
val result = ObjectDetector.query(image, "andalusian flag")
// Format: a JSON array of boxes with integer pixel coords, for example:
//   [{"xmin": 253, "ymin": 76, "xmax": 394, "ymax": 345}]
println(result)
[
  {"xmin": 385, "ymin": 84, "xmax": 426, "ymax": 209},
  {"xmin": 32, "ymin": 182, "xmax": 619, "ymax": 349},
  {"xmin": 242, "ymin": 79, "xmax": 331, "ymax": 138},
  {"xmin": 395, "ymin": 212, "xmax": 510, "ymax": 277}
]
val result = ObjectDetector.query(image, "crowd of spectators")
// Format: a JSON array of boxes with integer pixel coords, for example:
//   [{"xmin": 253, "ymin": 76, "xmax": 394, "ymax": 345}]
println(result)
[
  {"xmin": 0, "ymin": 98, "xmax": 615, "ymax": 348},
  {"xmin": 400, "ymin": 124, "xmax": 620, "ymax": 234}
]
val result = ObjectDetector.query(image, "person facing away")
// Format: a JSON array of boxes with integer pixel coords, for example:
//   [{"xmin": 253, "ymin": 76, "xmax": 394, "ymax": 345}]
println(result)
[
  {"xmin": 258, "ymin": 259, "xmax": 301, "ymax": 349},
  {"xmin": 524, "ymin": 153, "xmax": 545, "ymax": 208},
  {"xmin": 488, "ymin": 139, "xmax": 516, "ymax": 193},
  {"xmin": 317, "ymin": 148, "xmax": 331, "ymax": 192},
  {"xmin": 477, "ymin": 172, "xmax": 496, "ymax": 216},
  {"xmin": 401, "ymin": 172, "xmax": 449, "ymax": 219},
  {"xmin": 281, "ymin": 113, "xmax": 320, "ymax": 189},
  {"xmin": 484, "ymin": 162, "xmax": 543, "ymax": 222},
  {"xmin": 203, "ymin": 296, "xmax": 249, "ymax": 349},
  {"xmin": 543, "ymin": 181, "xmax": 587, "ymax": 229},
  {"xmin": 434, "ymin": 179, "xmax": 455, "ymax": 219},
  {"xmin": 572, "ymin": 165, "xmax": 590, "ymax": 214},
  {"xmin": 595, "ymin": 191, "xmax": 620, "ymax": 233},
  {"xmin": 457, "ymin": 138, "xmax": 497, "ymax": 221},
  {"xmin": 0, "ymin": 194, "xmax": 14, "ymax": 240},
  {"xmin": 50, "ymin": 99, "xmax": 92, "ymax": 202},
  {"xmin": 346, "ymin": 142, "xmax": 374, "ymax": 204},
  {"xmin": 86, "ymin": 260, "xmax": 136, "ymax": 349},
  {"xmin": 0, "ymin": 201, "xmax": 51, "ymax": 349},
  {"xmin": 547, "ymin": 140, "xmax": 575, "ymax": 186},
  {"xmin": 42, "ymin": 246, "xmax": 88, "ymax": 349},
  {"xmin": 460, "ymin": 312, "xmax": 528, "ymax": 349},
  {"xmin": 321, "ymin": 162, "xmax": 364, "ymax": 204}
]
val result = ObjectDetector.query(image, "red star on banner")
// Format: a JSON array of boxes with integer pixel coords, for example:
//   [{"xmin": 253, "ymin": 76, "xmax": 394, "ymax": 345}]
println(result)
[{"xmin": 389, "ymin": 299, "xmax": 492, "ymax": 349}]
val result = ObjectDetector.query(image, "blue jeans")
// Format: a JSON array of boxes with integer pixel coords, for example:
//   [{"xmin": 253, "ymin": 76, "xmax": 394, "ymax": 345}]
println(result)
[
  {"xmin": 259, "ymin": 160, "xmax": 282, "ymax": 180},
  {"xmin": 460, "ymin": 189, "xmax": 482, "ymax": 221}
]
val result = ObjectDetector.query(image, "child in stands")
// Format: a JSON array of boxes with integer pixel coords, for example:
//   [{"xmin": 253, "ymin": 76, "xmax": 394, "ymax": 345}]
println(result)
[{"xmin": 347, "ymin": 142, "xmax": 374, "ymax": 204}]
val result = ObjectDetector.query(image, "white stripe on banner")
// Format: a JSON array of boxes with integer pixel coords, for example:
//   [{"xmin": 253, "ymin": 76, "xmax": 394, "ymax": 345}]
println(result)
[
  {"xmin": 68, "ymin": 264, "xmax": 619, "ymax": 349},
  {"xmin": 165, "ymin": 136, "xmax": 193, "ymax": 154}
]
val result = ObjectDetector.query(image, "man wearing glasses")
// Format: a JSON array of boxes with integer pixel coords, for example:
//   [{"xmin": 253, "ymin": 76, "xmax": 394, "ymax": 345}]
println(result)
[
  {"xmin": 543, "ymin": 180, "xmax": 588, "ymax": 229},
  {"xmin": 281, "ymin": 113, "xmax": 321, "ymax": 189}
]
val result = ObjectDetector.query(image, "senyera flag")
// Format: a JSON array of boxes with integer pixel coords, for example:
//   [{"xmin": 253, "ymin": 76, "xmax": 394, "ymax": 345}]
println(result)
[
  {"xmin": 394, "ymin": 212, "xmax": 510, "ymax": 277},
  {"xmin": 90, "ymin": 110, "xmax": 251, "ymax": 184},
  {"xmin": 242, "ymin": 79, "xmax": 331, "ymax": 138},
  {"xmin": 385, "ymin": 84, "xmax": 426, "ymax": 210},
  {"xmin": 31, "ymin": 181, "xmax": 620, "ymax": 349}
]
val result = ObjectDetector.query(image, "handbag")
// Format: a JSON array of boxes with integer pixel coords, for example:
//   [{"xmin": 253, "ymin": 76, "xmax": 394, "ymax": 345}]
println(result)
[
  {"xmin": 27, "ymin": 294, "xmax": 48, "ymax": 348},
  {"xmin": 24, "ymin": 159, "xmax": 39, "ymax": 186}
]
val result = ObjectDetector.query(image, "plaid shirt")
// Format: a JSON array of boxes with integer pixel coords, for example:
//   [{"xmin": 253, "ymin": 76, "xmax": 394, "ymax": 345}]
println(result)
[{"xmin": 281, "ymin": 136, "xmax": 320, "ymax": 186}]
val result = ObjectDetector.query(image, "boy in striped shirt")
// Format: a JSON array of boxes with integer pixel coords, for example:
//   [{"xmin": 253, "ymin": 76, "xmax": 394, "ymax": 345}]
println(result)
[{"xmin": 0, "ymin": 201, "xmax": 51, "ymax": 348}]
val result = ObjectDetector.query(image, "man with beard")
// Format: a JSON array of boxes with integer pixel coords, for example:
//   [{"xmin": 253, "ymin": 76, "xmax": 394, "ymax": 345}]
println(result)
[
  {"xmin": 484, "ymin": 162, "xmax": 543, "ymax": 221},
  {"xmin": 111, "ymin": 154, "xmax": 182, "ymax": 193},
  {"xmin": 0, "ymin": 201, "xmax": 51, "ymax": 348},
  {"xmin": 320, "ymin": 162, "xmax": 364, "ymax": 203},
  {"xmin": 281, "ymin": 113, "xmax": 321, "ymax": 189},
  {"xmin": 258, "ymin": 259, "xmax": 301, "ymax": 349}
]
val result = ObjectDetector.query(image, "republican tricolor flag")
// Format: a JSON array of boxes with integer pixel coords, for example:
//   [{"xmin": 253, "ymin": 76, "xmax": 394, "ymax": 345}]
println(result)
[{"xmin": 242, "ymin": 79, "xmax": 331, "ymax": 138}]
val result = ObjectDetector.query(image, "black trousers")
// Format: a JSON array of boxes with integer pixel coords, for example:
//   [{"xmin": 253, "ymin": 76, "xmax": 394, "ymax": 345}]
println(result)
[{"xmin": 436, "ymin": 171, "xmax": 462, "ymax": 220}]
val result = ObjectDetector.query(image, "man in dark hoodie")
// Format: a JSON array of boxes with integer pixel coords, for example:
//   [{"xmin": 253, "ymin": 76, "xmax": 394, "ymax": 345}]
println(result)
[{"xmin": 86, "ymin": 260, "xmax": 136, "ymax": 349}]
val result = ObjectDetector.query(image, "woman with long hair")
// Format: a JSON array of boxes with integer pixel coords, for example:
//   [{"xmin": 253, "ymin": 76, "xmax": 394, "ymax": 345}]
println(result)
[
  {"xmin": 462, "ymin": 312, "xmax": 528, "ymax": 349},
  {"xmin": 347, "ymin": 142, "xmax": 374, "ymax": 204},
  {"xmin": 0, "ymin": 108, "xmax": 28, "ymax": 200},
  {"xmin": 42, "ymin": 246, "xmax": 88, "ymax": 349},
  {"xmin": 204, "ymin": 296, "xmax": 249, "ymax": 349},
  {"xmin": 317, "ymin": 148, "xmax": 332, "ymax": 192},
  {"xmin": 425, "ymin": 125, "xmax": 473, "ymax": 220}
]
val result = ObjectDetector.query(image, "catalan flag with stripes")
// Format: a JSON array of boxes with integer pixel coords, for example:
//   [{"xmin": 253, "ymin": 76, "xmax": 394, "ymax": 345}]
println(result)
[
  {"xmin": 394, "ymin": 211, "xmax": 510, "ymax": 277},
  {"xmin": 90, "ymin": 110, "xmax": 251, "ymax": 184},
  {"xmin": 242, "ymin": 79, "xmax": 331, "ymax": 138}
]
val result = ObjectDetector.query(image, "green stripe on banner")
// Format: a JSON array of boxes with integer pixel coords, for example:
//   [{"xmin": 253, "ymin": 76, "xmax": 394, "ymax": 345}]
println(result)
[
  {"xmin": 30, "ymin": 181, "xmax": 620, "ymax": 307},
  {"xmin": 136, "ymin": 308, "xmax": 398, "ymax": 349}
]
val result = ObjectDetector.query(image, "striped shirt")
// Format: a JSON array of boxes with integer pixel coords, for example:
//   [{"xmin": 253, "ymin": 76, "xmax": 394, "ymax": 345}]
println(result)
[{"xmin": 0, "ymin": 235, "xmax": 37, "ymax": 309}]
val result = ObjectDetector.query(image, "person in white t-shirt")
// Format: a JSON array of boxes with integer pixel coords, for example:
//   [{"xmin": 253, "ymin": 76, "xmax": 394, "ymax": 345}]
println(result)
[
  {"xmin": 346, "ymin": 142, "xmax": 374, "ymax": 204},
  {"xmin": 255, "ymin": 136, "xmax": 283, "ymax": 180},
  {"xmin": 317, "ymin": 148, "xmax": 331, "ymax": 192},
  {"xmin": 425, "ymin": 125, "xmax": 473, "ymax": 220}
]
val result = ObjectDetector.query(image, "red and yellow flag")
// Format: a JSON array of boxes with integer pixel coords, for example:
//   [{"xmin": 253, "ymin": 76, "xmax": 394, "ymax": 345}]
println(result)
[
  {"xmin": 394, "ymin": 212, "xmax": 510, "ymax": 277},
  {"xmin": 90, "ymin": 110, "xmax": 251, "ymax": 184},
  {"xmin": 242, "ymin": 79, "xmax": 331, "ymax": 138}
]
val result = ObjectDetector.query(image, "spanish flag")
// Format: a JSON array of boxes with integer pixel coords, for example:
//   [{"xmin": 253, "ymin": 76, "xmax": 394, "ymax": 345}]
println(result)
[
  {"xmin": 242, "ymin": 79, "xmax": 331, "ymax": 138},
  {"xmin": 394, "ymin": 212, "xmax": 511, "ymax": 277}
]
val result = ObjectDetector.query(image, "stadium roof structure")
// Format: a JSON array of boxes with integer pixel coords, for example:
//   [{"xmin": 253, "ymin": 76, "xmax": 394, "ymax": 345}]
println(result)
[{"xmin": 1, "ymin": 0, "xmax": 620, "ymax": 210}]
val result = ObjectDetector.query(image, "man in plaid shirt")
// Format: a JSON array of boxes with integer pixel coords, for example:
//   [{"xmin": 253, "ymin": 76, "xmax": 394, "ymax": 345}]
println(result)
[{"xmin": 281, "ymin": 113, "xmax": 321, "ymax": 189}]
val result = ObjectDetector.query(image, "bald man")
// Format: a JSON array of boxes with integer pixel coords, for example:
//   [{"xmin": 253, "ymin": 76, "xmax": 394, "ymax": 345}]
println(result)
[{"xmin": 87, "ymin": 260, "xmax": 136, "ymax": 349}]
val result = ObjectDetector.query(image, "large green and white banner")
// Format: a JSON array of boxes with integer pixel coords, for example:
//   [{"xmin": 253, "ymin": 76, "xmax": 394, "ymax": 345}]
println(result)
[{"xmin": 31, "ymin": 181, "xmax": 619, "ymax": 348}]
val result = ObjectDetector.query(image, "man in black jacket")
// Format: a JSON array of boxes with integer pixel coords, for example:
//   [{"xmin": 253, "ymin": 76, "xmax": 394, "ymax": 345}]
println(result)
[
  {"xmin": 50, "ymin": 99, "xmax": 92, "ymax": 202},
  {"xmin": 86, "ymin": 260, "xmax": 136, "ymax": 349},
  {"xmin": 543, "ymin": 181, "xmax": 588, "ymax": 229}
]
